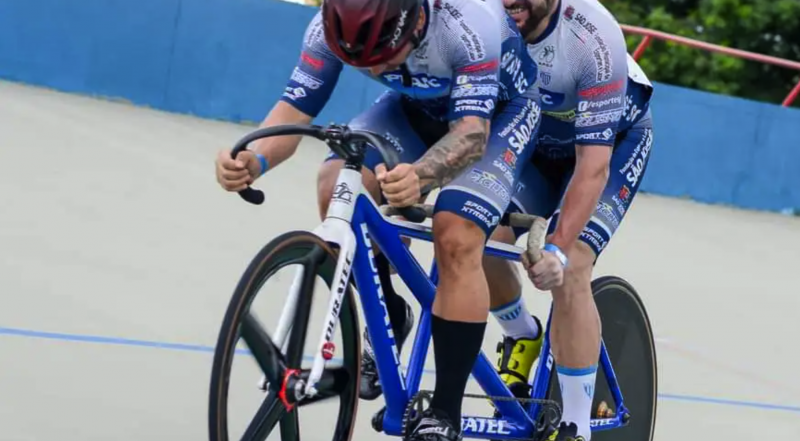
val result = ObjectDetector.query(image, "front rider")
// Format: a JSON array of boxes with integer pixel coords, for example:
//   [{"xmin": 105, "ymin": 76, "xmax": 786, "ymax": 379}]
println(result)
[
  {"xmin": 483, "ymin": 1, "xmax": 656, "ymax": 441},
  {"xmin": 214, "ymin": 0, "xmax": 547, "ymax": 439}
]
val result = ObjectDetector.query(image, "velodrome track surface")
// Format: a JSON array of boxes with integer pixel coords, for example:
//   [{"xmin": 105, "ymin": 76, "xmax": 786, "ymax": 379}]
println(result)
[{"xmin": 1, "ymin": 80, "xmax": 799, "ymax": 440}]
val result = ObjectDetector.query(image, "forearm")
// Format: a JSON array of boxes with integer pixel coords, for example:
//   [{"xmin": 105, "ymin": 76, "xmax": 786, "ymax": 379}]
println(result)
[
  {"xmin": 413, "ymin": 117, "xmax": 489, "ymax": 189},
  {"xmin": 250, "ymin": 101, "xmax": 313, "ymax": 170},
  {"xmin": 550, "ymin": 152, "xmax": 609, "ymax": 251}
]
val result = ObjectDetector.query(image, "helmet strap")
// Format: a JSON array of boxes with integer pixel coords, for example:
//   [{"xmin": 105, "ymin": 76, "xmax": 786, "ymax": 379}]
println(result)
[{"xmin": 399, "ymin": 63, "xmax": 413, "ymax": 87}]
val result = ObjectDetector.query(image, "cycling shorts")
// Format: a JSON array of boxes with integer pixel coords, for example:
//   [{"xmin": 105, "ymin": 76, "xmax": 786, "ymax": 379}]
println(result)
[
  {"xmin": 324, "ymin": 89, "xmax": 542, "ymax": 238},
  {"xmin": 508, "ymin": 108, "xmax": 654, "ymax": 257}
]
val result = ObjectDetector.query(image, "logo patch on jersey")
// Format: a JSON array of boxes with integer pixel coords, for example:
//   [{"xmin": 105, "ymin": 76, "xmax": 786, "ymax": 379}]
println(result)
[
  {"xmin": 290, "ymin": 68, "xmax": 323, "ymax": 90},
  {"xmin": 538, "ymin": 45, "xmax": 556, "ymax": 67},
  {"xmin": 539, "ymin": 88, "xmax": 566, "ymax": 108},
  {"xmin": 380, "ymin": 72, "xmax": 451, "ymax": 98}
]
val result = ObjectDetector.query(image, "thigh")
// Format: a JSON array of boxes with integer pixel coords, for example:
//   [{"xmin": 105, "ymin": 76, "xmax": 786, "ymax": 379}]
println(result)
[
  {"xmin": 433, "ymin": 88, "xmax": 543, "ymax": 238},
  {"xmin": 547, "ymin": 114, "xmax": 654, "ymax": 258},
  {"xmin": 507, "ymin": 153, "xmax": 571, "ymax": 238},
  {"xmin": 323, "ymin": 91, "xmax": 436, "ymax": 172}
]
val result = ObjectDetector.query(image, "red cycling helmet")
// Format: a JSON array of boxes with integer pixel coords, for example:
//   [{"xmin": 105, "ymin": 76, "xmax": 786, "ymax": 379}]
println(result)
[{"xmin": 322, "ymin": 0, "xmax": 423, "ymax": 67}]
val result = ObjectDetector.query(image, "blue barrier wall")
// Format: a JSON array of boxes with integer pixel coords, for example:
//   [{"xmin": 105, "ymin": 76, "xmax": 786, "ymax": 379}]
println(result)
[{"xmin": 2, "ymin": 0, "xmax": 799, "ymax": 213}]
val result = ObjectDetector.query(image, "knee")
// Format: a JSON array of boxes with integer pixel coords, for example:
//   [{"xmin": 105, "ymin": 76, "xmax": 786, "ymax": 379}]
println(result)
[
  {"xmin": 433, "ymin": 212, "xmax": 486, "ymax": 268},
  {"xmin": 551, "ymin": 241, "xmax": 595, "ymax": 301}
]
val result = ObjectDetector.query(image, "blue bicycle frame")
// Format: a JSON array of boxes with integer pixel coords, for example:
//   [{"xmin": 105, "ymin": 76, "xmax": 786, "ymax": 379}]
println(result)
[{"xmin": 345, "ymin": 191, "xmax": 630, "ymax": 438}]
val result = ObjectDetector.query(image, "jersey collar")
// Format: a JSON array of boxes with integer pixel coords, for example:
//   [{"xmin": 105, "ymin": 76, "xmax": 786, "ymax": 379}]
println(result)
[{"xmin": 530, "ymin": 0, "xmax": 562, "ymax": 45}]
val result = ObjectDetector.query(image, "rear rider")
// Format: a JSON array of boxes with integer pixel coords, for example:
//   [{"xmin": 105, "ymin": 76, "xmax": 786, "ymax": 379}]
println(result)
[
  {"xmin": 483, "ymin": 1, "xmax": 656, "ymax": 440},
  {"xmin": 213, "ymin": 0, "xmax": 546, "ymax": 439}
]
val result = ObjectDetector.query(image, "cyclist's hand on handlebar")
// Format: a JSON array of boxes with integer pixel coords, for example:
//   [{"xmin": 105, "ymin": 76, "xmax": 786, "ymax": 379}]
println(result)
[
  {"xmin": 215, "ymin": 149, "xmax": 262, "ymax": 192},
  {"xmin": 375, "ymin": 163, "xmax": 421, "ymax": 207},
  {"xmin": 524, "ymin": 251, "xmax": 564, "ymax": 291}
]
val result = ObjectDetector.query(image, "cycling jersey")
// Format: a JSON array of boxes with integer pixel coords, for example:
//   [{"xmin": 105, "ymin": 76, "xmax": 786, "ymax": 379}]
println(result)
[
  {"xmin": 523, "ymin": 0, "xmax": 654, "ymax": 157},
  {"xmin": 281, "ymin": 0, "xmax": 539, "ymax": 123}
]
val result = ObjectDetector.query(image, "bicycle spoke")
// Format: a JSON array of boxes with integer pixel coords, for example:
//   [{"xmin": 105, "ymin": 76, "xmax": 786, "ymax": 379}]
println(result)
[
  {"xmin": 241, "ymin": 313, "xmax": 285, "ymax": 385},
  {"xmin": 239, "ymin": 391, "xmax": 285, "ymax": 441},
  {"xmin": 298, "ymin": 367, "xmax": 352, "ymax": 407}
]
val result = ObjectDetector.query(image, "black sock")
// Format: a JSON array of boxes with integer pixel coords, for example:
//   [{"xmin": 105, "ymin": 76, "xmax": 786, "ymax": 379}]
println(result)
[
  {"xmin": 430, "ymin": 314, "xmax": 487, "ymax": 427},
  {"xmin": 374, "ymin": 252, "xmax": 408, "ymax": 340}
]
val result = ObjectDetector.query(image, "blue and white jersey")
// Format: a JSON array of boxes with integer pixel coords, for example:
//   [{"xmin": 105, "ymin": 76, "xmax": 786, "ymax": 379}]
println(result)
[
  {"xmin": 524, "ymin": 0, "xmax": 654, "ymax": 157},
  {"xmin": 280, "ymin": 0, "xmax": 538, "ymax": 122}
]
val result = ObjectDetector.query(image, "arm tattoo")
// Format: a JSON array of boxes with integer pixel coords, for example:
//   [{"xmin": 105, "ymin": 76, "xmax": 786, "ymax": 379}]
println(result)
[{"xmin": 414, "ymin": 117, "xmax": 489, "ymax": 189}]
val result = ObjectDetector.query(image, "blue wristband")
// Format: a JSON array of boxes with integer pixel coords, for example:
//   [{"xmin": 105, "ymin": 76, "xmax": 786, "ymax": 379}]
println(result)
[
  {"xmin": 255, "ymin": 153, "xmax": 269, "ymax": 176},
  {"xmin": 543, "ymin": 243, "xmax": 568, "ymax": 268}
]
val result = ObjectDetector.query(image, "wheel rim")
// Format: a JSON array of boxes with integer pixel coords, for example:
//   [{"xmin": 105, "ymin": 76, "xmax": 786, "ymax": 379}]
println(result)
[{"xmin": 209, "ymin": 233, "xmax": 360, "ymax": 441}]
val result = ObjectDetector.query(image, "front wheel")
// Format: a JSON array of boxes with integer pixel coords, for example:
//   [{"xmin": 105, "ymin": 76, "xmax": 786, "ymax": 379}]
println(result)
[
  {"xmin": 209, "ymin": 230, "xmax": 361, "ymax": 441},
  {"xmin": 545, "ymin": 275, "xmax": 658, "ymax": 441}
]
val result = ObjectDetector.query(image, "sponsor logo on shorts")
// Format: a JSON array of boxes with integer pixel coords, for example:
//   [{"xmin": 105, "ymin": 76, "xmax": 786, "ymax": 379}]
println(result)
[
  {"xmin": 502, "ymin": 149, "xmax": 517, "ymax": 167},
  {"xmin": 580, "ymin": 227, "xmax": 608, "ymax": 253},
  {"xmin": 619, "ymin": 185, "xmax": 631, "ymax": 202},
  {"xmin": 596, "ymin": 201, "xmax": 619, "ymax": 229},
  {"xmin": 501, "ymin": 100, "xmax": 541, "ymax": 154},
  {"xmin": 461, "ymin": 200, "xmax": 500, "ymax": 230},
  {"xmin": 619, "ymin": 128, "xmax": 653, "ymax": 188},
  {"xmin": 492, "ymin": 158, "xmax": 515, "ymax": 184},
  {"xmin": 611, "ymin": 194, "xmax": 626, "ymax": 216},
  {"xmin": 469, "ymin": 169, "xmax": 511, "ymax": 204},
  {"xmin": 623, "ymin": 94, "xmax": 643, "ymax": 122},
  {"xmin": 500, "ymin": 49, "xmax": 531, "ymax": 95}
]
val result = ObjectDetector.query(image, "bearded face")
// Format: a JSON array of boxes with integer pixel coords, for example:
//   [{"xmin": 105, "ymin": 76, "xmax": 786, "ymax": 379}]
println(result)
[{"xmin": 503, "ymin": 0, "xmax": 555, "ymax": 38}]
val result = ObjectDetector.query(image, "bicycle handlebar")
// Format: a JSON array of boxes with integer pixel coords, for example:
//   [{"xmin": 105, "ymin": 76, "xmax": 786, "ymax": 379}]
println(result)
[{"xmin": 229, "ymin": 123, "xmax": 428, "ymax": 223}]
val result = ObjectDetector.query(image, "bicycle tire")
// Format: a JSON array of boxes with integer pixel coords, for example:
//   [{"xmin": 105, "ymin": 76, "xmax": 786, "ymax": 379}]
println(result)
[
  {"xmin": 544, "ymin": 275, "xmax": 658, "ymax": 441},
  {"xmin": 209, "ymin": 230, "xmax": 361, "ymax": 441}
]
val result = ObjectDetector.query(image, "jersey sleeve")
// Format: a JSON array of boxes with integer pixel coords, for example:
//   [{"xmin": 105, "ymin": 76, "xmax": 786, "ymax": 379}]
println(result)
[
  {"xmin": 441, "ymin": 5, "xmax": 504, "ymax": 122},
  {"xmin": 279, "ymin": 12, "xmax": 344, "ymax": 118},
  {"xmin": 571, "ymin": 18, "xmax": 629, "ymax": 146}
]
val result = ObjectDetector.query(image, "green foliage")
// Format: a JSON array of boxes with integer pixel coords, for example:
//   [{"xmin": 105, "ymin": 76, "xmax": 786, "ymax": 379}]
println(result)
[{"xmin": 603, "ymin": 0, "xmax": 800, "ymax": 107}]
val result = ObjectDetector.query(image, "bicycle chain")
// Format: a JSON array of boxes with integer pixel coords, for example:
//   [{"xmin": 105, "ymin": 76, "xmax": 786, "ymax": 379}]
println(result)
[{"xmin": 400, "ymin": 390, "xmax": 562, "ymax": 441}]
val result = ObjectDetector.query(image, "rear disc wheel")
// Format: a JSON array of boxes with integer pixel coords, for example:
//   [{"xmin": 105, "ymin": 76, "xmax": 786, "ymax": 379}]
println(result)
[{"xmin": 545, "ymin": 275, "xmax": 657, "ymax": 441}]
